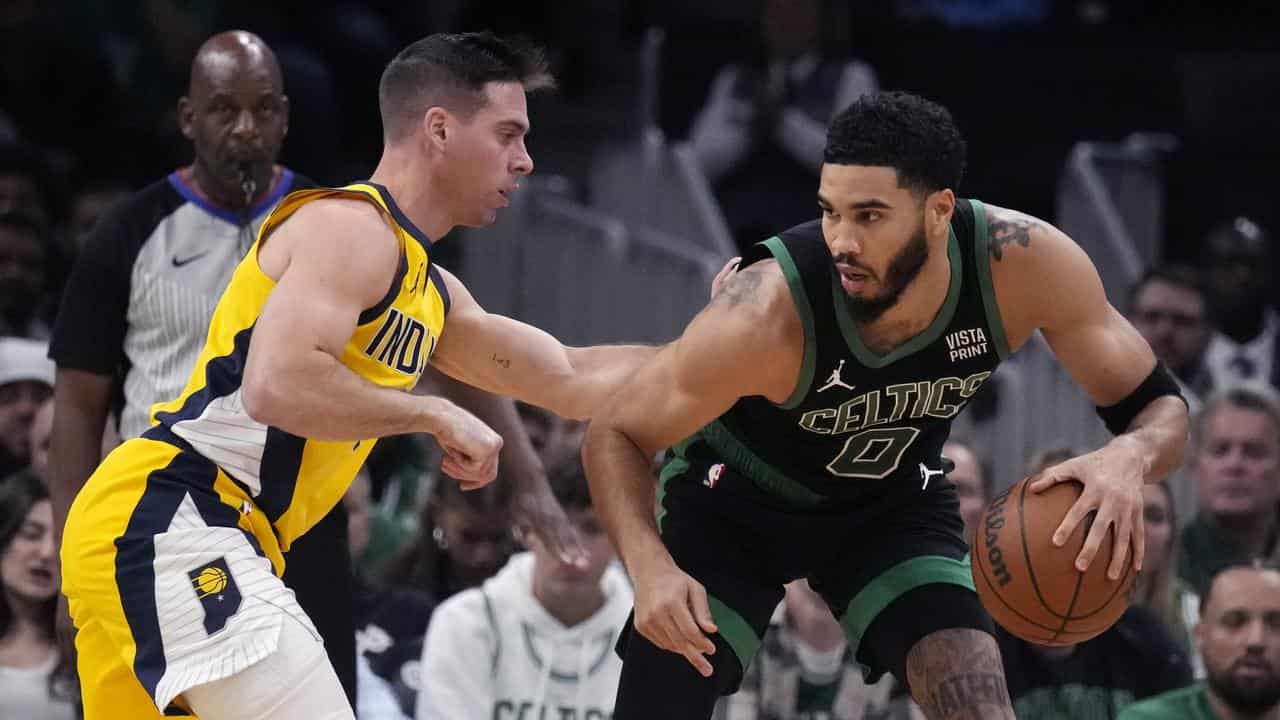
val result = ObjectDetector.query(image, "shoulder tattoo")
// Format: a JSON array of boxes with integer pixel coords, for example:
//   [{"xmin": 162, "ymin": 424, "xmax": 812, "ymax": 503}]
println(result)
[{"xmin": 987, "ymin": 213, "xmax": 1039, "ymax": 262}]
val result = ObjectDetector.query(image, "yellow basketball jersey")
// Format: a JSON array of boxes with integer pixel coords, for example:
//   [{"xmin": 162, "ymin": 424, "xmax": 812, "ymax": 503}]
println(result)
[{"xmin": 148, "ymin": 182, "xmax": 448, "ymax": 555}]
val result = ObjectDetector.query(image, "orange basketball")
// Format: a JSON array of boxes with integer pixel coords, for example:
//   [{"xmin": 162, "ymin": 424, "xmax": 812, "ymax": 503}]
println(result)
[{"xmin": 971, "ymin": 476, "xmax": 1135, "ymax": 645}]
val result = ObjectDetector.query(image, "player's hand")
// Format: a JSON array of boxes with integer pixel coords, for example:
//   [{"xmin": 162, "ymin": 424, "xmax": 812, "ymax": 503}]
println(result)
[
  {"xmin": 632, "ymin": 555, "xmax": 718, "ymax": 677},
  {"xmin": 711, "ymin": 257, "xmax": 741, "ymax": 299},
  {"xmin": 512, "ymin": 476, "xmax": 588, "ymax": 568},
  {"xmin": 432, "ymin": 400, "xmax": 503, "ymax": 490},
  {"xmin": 1028, "ymin": 443, "xmax": 1146, "ymax": 580}
]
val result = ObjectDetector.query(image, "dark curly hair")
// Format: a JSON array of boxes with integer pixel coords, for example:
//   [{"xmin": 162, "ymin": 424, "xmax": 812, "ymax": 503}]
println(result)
[{"xmin": 823, "ymin": 91, "xmax": 967, "ymax": 195}]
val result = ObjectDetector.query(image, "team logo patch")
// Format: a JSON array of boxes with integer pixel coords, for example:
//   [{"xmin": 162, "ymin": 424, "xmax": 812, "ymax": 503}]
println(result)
[
  {"xmin": 704, "ymin": 463, "xmax": 725, "ymax": 489},
  {"xmin": 187, "ymin": 556, "xmax": 242, "ymax": 635}
]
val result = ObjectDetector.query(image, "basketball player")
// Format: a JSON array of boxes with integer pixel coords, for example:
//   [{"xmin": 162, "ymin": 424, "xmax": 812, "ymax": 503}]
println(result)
[
  {"xmin": 59, "ymin": 33, "xmax": 653, "ymax": 720},
  {"xmin": 583, "ymin": 92, "xmax": 1190, "ymax": 720}
]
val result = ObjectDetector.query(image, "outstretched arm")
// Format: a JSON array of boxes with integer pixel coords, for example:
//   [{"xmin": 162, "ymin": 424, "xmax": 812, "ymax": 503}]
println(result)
[
  {"xmin": 986, "ymin": 205, "xmax": 1190, "ymax": 579},
  {"xmin": 241, "ymin": 198, "xmax": 502, "ymax": 487},
  {"xmin": 420, "ymin": 367, "xmax": 585, "ymax": 564},
  {"xmin": 429, "ymin": 267, "xmax": 659, "ymax": 421},
  {"xmin": 583, "ymin": 262, "xmax": 800, "ymax": 676}
]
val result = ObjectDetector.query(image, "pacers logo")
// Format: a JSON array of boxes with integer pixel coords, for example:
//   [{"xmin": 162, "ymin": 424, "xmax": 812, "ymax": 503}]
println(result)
[{"xmin": 187, "ymin": 557, "xmax": 242, "ymax": 635}]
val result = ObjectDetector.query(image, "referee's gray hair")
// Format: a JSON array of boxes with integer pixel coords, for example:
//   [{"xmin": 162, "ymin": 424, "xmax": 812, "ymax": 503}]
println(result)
[{"xmin": 1192, "ymin": 382, "xmax": 1280, "ymax": 452}]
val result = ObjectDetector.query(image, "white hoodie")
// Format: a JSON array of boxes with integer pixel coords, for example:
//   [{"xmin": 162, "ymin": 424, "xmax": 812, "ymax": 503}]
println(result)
[{"xmin": 416, "ymin": 552, "xmax": 633, "ymax": 720}]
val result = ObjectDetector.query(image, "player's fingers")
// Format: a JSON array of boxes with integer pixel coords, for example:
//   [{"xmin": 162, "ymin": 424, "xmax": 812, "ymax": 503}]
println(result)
[
  {"xmin": 1028, "ymin": 470, "xmax": 1064, "ymax": 494},
  {"xmin": 1106, "ymin": 511, "xmax": 1132, "ymax": 580},
  {"xmin": 671, "ymin": 595, "xmax": 715, "ymax": 656},
  {"xmin": 1075, "ymin": 509, "xmax": 1111, "ymax": 572},
  {"xmin": 682, "ymin": 645, "xmax": 714, "ymax": 677},
  {"xmin": 1052, "ymin": 491, "xmax": 1095, "ymax": 546},
  {"xmin": 688, "ymin": 582, "xmax": 720, "ymax": 637}
]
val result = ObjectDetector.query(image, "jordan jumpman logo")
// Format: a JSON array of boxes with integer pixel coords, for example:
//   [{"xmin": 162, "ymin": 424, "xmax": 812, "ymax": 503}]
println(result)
[{"xmin": 818, "ymin": 359, "xmax": 855, "ymax": 392}]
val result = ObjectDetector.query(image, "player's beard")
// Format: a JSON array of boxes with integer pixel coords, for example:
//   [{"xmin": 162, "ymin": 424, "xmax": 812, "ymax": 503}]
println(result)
[
  {"xmin": 1207, "ymin": 659, "xmax": 1280, "ymax": 715},
  {"xmin": 844, "ymin": 221, "xmax": 930, "ymax": 322}
]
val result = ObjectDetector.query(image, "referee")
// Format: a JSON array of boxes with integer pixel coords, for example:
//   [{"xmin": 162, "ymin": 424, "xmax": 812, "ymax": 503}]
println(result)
[{"xmin": 45, "ymin": 31, "xmax": 358, "ymax": 704}]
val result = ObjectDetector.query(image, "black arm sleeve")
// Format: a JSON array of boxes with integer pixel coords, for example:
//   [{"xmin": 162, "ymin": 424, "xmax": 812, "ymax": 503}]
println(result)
[
  {"xmin": 48, "ymin": 201, "xmax": 140, "ymax": 375},
  {"xmin": 1095, "ymin": 362, "xmax": 1186, "ymax": 436}
]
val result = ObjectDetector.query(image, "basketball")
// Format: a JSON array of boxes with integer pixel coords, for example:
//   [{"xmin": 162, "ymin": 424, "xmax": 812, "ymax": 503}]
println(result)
[{"xmin": 971, "ymin": 476, "xmax": 1135, "ymax": 646}]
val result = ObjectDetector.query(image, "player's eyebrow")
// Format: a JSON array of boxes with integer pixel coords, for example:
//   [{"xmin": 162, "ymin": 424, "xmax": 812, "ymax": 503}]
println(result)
[
  {"xmin": 497, "ymin": 119, "xmax": 528, "ymax": 134},
  {"xmin": 817, "ymin": 194, "xmax": 892, "ymax": 211}
]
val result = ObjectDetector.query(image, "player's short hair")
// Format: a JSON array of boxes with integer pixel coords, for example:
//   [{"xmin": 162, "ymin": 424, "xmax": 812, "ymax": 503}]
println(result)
[
  {"xmin": 378, "ymin": 31, "xmax": 554, "ymax": 142},
  {"xmin": 1193, "ymin": 383, "xmax": 1280, "ymax": 452},
  {"xmin": 548, "ymin": 457, "xmax": 592, "ymax": 513},
  {"xmin": 824, "ymin": 91, "xmax": 966, "ymax": 195},
  {"xmin": 1128, "ymin": 264, "xmax": 1205, "ymax": 310}
]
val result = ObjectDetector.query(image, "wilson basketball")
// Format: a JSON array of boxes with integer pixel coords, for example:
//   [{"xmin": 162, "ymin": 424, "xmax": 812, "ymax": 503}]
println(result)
[{"xmin": 971, "ymin": 476, "xmax": 1134, "ymax": 645}]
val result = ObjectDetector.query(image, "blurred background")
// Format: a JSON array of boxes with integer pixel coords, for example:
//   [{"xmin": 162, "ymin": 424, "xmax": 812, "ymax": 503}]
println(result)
[{"xmin": 3, "ymin": 2, "xmax": 1280, "ymax": 719}]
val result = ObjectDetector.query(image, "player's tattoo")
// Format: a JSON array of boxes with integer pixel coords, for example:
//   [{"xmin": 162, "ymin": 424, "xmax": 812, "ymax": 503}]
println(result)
[
  {"xmin": 491, "ymin": 353, "xmax": 511, "ymax": 369},
  {"xmin": 714, "ymin": 265, "xmax": 765, "ymax": 308},
  {"xmin": 987, "ymin": 215, "xmax": 1035, "ymax": 261},
  {"xmin": 907, "ymin": 628, "xmax": 1014, "ymax": 720}
]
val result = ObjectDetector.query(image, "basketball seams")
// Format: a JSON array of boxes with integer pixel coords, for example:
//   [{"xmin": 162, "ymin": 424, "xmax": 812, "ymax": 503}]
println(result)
[
  {"xmin": 974, "ymin": 476, "xmax": 1134, "ymax": 647},
  {"xmin": 1018, "ymin": 478, "xmax": 1063, "ymax": 618}
]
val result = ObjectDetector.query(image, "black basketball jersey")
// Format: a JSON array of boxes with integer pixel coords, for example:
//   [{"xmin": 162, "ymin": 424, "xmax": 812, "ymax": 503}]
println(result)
[{"xmin": 696, "ymin": 199, "xmax": 1009, "ymax": 506}]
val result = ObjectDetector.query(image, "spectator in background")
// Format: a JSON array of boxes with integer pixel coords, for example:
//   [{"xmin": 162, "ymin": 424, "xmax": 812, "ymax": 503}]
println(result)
[
  {"xmin": 0, "ymin": 212, "xmax": 52, "ymax": 339},
  {"xmin": 944, "ymin": 439, "xmax": 987, "ymax": 542},
  {"xmin": 348, "ymin": 469, "xmax": 437, "ymax": 718},
  {"xmin": 65, "ymin": 180, "xmax": 131, "ymax": 252},
  {"xmin": 1179, "ymin": 385, "xmax": 1280, "ymax": 597},
  {"xmin": 25, "ymin": 399, "xmax": 51, "ymax": 485},
  {"xmin": 0, "ymin": 338, "xmax": 54, "ymax": 478},
  {"xmin": 416, "ymin": 459, "xmax": 631, "ymax": 720},
  {"xmin": 1133, "ymin": 481, "xmax": 1201, "ymax": 663},
  {"xmin": 1201, "ymin": 218, "xmax": 1279, "ymax": 391},
  {"xmin": 718, "ymin": 579, "xmax": 919, "ymax": 720},
  {"xmin": 1130, "ymin": 265, "xmax": 1214, "ymax": 411},
  {"xmin": 381, "ymin": 473, "xmax": 516, "ymax": 603},
  {"xmin": 0, "ymin": 471, "xmax": 77, "ymax": 720},
  {"xmin": 687, "ymin": 0, "xmax": 877, "ymax": 251},
  {"xmin": 1118, "ymin": 563, "xmax": 1280, "ymax": 720},
  {"xmin": 0, "ymin": 142, "xmax": 62, "ymax": 232},
  {"xmin": 997, "ymin": 447, "xmax": 1193, "ymax": 719}
]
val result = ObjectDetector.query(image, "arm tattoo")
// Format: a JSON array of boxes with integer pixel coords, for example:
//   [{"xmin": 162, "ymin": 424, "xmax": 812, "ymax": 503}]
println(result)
[
  {"xmin": 491, "ymin": 353, "xmax": 511, "ymax": 369},
  {"xmin": 987, "ymin": 215, "xmax": 1035, "ymax": 261},
  {"xmin": 906, "ymin": 628, "xmax": 1014, "ymax": 720},
  {"xmin": 714, "ymin": 266, "xmax": 765, "ymax": 308}
]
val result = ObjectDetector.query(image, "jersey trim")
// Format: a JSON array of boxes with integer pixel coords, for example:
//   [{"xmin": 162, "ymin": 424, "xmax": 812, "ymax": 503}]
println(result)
[
  {"xmin": 833, "ymin": 224, "xmax": 963, "ymax": 368},
  {"xmin": 166, "ymin": 169, "xmax": 296, "ymax": 226},
  {"xmin": 837, "ymin": 553, "xmax": 975, "ymax": 667},
  {"xmin": 708, "ymin": 594, "xmax": 761, "ymax": 673},
  {"xmin": 970, "ymin": 199, "xmax": 1012, "ymax": 359},
  {"xmin": 356, "ymin": 253, "xmax": 410, "ymax": 326},
  {"xmin": 428, "ymin": 264, "xmax": 451, "ymax": 316},
  {"xmin": 364, "ymin": 182, "xmax": 432, "ymax": 249},
  {"xmin": 761, "ymin": 236, "xmax": 817, "ymax": 408},
  {"xmin": 972, "ymin": 197, "xmax": 1013, "ymax": 356},
  {"xmin": 700, "ymin": 420, "xmax": 826, "ymax": 507}
]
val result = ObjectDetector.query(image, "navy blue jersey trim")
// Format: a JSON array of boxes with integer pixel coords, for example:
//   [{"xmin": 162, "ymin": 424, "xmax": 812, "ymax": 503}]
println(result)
[{"xmin": 428, "ymin": 264, "xmax": 451, "ymax": 315}]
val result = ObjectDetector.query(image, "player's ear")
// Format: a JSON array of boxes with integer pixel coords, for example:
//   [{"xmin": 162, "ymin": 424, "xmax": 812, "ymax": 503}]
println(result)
[
  {"xmin": 423, "ymin": 106, "xmax": 450, "ymax": 150},
  {"xmin": 927, "ymin": 188, "xmax": 956, "ymax": 230}
]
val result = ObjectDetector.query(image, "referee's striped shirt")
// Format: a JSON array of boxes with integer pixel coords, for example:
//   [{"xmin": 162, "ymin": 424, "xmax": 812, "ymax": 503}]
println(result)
[{"xmin": 50, "ymin": 169, "xmax": 313, "ymax": 440}]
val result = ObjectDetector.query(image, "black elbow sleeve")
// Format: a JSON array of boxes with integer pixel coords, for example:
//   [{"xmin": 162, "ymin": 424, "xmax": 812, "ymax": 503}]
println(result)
[{"xmin": 1095, "ymin": 361, "xmax": 1186, "ymax": 436}]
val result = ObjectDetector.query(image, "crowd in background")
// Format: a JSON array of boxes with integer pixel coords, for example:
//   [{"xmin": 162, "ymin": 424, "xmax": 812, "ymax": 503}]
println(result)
[{"xmin": 2, "ymin": 1, "xmax": 1279, "ymax": 719}]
